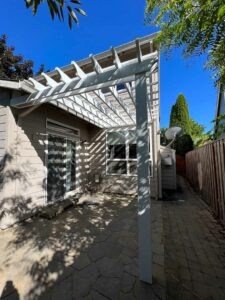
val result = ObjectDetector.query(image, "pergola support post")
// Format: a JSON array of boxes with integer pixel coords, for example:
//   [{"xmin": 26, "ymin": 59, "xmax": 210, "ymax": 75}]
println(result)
[{"xmin": 135, "ymin": 72, "xmax": 152, "ymax": 284}]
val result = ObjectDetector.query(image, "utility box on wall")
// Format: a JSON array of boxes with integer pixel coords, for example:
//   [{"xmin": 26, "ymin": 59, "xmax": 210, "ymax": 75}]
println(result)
[{"xmin": 160, "ymin": 146, "xmax": 176, "ymax": 190}]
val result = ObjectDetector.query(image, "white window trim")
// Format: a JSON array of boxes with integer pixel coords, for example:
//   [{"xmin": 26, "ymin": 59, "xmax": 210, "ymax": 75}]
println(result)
[
  {"xmin": 105, "ymin": 127, "xmax": 137, "ymax": 177},
  {"xmin": 106, "ymin": 128, "xmax": 153, "ymax": 177}
]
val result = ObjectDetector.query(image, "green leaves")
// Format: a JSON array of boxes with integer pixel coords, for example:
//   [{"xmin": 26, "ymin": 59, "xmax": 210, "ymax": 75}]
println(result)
[
  {"xmin": 75, "ymin": 7, "xmax": 86, "ymax": 16},
  {"xmin": 145, "ymin": 0, "xmax": 225, "ymax": 86},
  {"xmin": 25, "ymin": 0, "xmax": 87, "ymax": 28},
  {"xmin": 169, "ymin": 94, "xmax": 191, "ymax": 135},
  {"xmin": 218, "ymin": 4, "xmax": 225, "ymax": 20}
]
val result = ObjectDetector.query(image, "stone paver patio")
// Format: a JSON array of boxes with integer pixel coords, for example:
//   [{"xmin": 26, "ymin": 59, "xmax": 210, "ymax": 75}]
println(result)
[
  {"xmin": 0, "ymin": 194, "xmax": 165, "ymax": 300},
  {"xmin": 163, "ymin": 177, "xmax": 225, "ymax": 300},
  {"xmin": 0, "ymin": 177, "xmax": 225, "ymax": 300}
]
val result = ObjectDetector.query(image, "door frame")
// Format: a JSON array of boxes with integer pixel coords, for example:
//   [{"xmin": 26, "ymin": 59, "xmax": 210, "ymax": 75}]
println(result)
[{"xmin": 45, "ymin": 118, "xmax": 80, "ymax": 204}]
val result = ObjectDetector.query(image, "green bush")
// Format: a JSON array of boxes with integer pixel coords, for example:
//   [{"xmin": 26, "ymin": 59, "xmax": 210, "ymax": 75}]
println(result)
[{"xmin": 174, "ymin": 134, "xmax": 194, "ymax": 156}]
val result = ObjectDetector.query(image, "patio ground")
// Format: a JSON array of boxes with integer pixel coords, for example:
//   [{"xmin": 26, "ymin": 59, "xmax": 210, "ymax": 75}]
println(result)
[{"xmin": 0, "ymin": 177, "xmax": 225, "ymax": 300}]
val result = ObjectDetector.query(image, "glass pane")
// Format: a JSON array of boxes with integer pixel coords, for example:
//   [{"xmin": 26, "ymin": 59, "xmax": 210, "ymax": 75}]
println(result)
[
  {"xmin": 107, "ymin": 161, "xmax": 127, "ymax": 175},
  {"xmin": 47, "ymin": 135, "xmax": 66, "ymax": 202},
  {"xmin": 108, "ymin": 145, "xmax": 126, "ymax": 159},
  {"xmin": 129, "ymin": 144, "xmax": 137, "ymax": 159},
  {"xmin": 66, "ymin": 140, "xmax": 76, "ymax": 192},
  {"xmin": 107, "ymin": 131, "xmax": 126, "ymax": 145},
  {"xmin": 129, "ymin": 161, "xmax": 137, "ymax": 175},
  {"xmin": 128, "ymin": 131, "xmax": 137, "ymax": 159}
]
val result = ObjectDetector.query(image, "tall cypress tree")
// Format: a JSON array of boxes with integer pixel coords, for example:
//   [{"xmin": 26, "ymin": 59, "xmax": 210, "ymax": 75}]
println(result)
[
  {"xmin": 169, "ymin": 94, "xmax": 191, "ymax": 134},
  {"xmin": 169, "ymin": 94, "xmax": 193, "ymax": 156}
]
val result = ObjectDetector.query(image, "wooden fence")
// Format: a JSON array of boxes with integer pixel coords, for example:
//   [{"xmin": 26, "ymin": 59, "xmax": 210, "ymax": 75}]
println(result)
[{"xmin": 186, "ymin": 139, "xmax": 225, "ymax": 225}]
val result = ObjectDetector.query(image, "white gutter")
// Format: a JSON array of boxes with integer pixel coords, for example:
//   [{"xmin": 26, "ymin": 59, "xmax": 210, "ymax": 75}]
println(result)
[{"xmin": 0, "ymin": 79, "xmax": 36, "ymax": 94}]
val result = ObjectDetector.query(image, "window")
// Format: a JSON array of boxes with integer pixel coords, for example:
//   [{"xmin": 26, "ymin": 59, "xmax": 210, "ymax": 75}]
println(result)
[
  {"xmin": 107, "ymin": 130, "xmax": 138, "ymax": 175},
  {"xmin": 106, "ymin": 130, "xmax": 153, "ymax": 176}
]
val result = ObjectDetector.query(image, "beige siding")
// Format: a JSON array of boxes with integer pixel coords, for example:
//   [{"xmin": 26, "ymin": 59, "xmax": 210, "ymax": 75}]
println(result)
[
  {"xmin": 160, "ymin": 146, "xmax": 176, "ymax": 190},
  {"xmin": 0, "ymin": 102, "xmax": 97, "ymax": 228}
]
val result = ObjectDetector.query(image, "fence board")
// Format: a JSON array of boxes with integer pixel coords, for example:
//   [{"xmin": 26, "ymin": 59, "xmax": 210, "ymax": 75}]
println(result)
[{"xmin": 186, "ymin": 139, "xmax": 225, "ymax": 225}]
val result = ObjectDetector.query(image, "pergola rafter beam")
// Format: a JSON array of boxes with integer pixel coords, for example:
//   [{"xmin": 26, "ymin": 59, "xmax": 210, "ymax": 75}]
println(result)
[
  {"xmin": 41, "ymin": 69, "xmax": 111, "ymax": 127},
  {"xmin": 28, "ymin": 78, "xmax": 46, "ymax": 91},
  {"xmin": 79, "ymin": 93, "xmax": 118, "ymax": 127},
  {"xmin": 67, "ymin": 95, "xmax": 109, "ymax": 127},
  {"xmin": 51, "ymin": 97, "xmax": 105, "ymax": 128},
  {"xmin": 136, "ymin": 39, "xmax": 142, "ymax": 63},
  {"xmin": 41, "ymin": 73, "xmax": 58, "ymax": 87},
  {"xmin": 56, "ymin": 67, "xmax": 72, "ymax": 83},
  {"xmin": 112, "ymin": 47, "xmax": 135, "ymax": 106},
  {"xmin": 91, "ymin": 55, "xmax": 135, "ymax": 124},
  {"xmin": 73, "ymin": 58, "xmax": 127, "ymax": 125},
  {"xmin": 112, "ymin": 47, "xmax": 121, "ymax": 69},
  {"xmin": 56, "ymin": 65, "xmax": 119, "ymax": 127}
]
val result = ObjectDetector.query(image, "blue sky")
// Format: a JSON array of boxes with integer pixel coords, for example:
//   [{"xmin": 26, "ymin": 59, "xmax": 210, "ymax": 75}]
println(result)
[{"xmin": 0, "ymin": 0, "xmax": 217, "ymax": 130}]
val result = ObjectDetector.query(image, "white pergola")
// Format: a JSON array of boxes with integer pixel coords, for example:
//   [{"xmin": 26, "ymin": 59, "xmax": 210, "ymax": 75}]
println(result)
[{"xmin": 11, "ymin": 33, "xmax": 160, "ymax": 284}]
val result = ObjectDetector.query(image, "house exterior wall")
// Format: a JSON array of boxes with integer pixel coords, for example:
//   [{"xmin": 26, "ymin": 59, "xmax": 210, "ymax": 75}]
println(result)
[
  {"xmin": 0, "ymin": 99, "xmax": 97, "ymax": 229},
  {"xmin": 0, "ymin": 97, "xmax": 160, "ymax": 228},
  {"xmin": 88, "ymin": 121, "xmax": 159, "ymax": 198},
  {"xmin": 160, "ymin": 146, "xmax": 176, "ymax": 190}
]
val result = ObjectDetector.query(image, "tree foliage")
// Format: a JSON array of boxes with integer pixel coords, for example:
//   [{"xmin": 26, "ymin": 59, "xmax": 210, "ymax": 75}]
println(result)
[
  {"xmin": 169, "ymin": 94, "xmax": 191, "ymax": 134},
  {"xmin": 196, "ymin": 113, "xmax": 225, "ymax": 147},
  {"xmin": 146, "ymin": 0, "xmax": 225, "ymax": 85},
  {"xmin": 160, "ymin": 127, "xmax": 168, "ymax": 146},
  {"xmin": 189, "ymin": 118, "xmax": 205, "ymax": 143},
  {"xmin": 25, "ymin": 0, "xmax": 87, "ymax": 29},
  {"xmin": 174, "ymin": 134, "xmax": 194, "ymax": 156},
  {"xmin": 35, "ymin": 63, "xmax": 45, "ymax": 76},
  {"xmin": 214, "ymin": 113, "xmax": 225, "ymax": 138},
  {"xmin": 0, "ymin": 34, "xmax": 34, "ymax": 80}
]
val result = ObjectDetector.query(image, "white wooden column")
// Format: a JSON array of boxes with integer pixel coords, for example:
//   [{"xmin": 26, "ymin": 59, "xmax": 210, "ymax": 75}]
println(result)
[{"xmin": 135, "ymin": 72, "xmax": 152, "ymax": 284}]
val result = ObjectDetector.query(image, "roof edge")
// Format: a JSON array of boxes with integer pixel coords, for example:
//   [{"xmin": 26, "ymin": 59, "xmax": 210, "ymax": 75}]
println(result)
[{"xmin": 0, "ymin": 79, "xmax": 36, "ymax": 94}]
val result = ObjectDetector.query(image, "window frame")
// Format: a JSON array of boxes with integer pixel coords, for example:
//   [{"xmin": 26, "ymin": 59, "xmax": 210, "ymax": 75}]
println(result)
[
  {"xmin": 106, "ymin": 129, "xmax": 153, "ymax": 177},
  {"xmin": 45, "ymin": 119, "xmax": 80, "ymax": 204}
]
